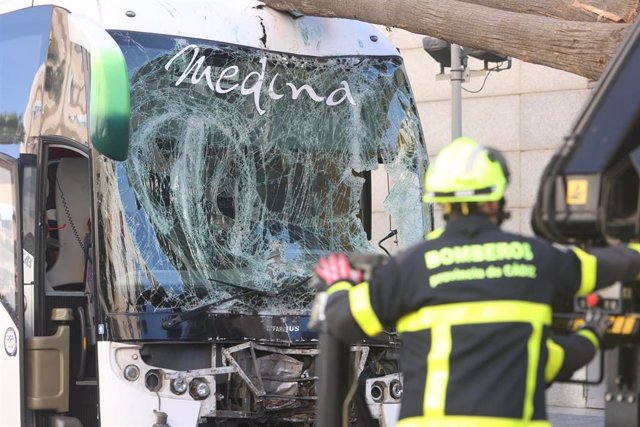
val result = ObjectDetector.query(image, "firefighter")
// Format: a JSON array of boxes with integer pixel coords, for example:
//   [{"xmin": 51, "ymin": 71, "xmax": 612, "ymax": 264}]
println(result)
[{"xmin": 315, "ymin": 137, "xmax": 640, "ymax": 426}]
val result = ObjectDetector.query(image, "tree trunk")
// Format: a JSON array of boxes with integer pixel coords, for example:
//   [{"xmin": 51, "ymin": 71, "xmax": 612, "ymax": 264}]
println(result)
[
  {"xmin": 458, "ymin": 0, "xmax": 639, "ymax": 23},
  {"xmin": 262, "ymin": 0, "xmax": 630, "ymax": 80}
]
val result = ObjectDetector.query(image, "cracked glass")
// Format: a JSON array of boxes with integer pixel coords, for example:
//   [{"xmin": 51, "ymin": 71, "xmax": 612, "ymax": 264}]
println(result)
[{"xmin": 96, "ymin": 31, "xmax": 428, "ymax": 315}]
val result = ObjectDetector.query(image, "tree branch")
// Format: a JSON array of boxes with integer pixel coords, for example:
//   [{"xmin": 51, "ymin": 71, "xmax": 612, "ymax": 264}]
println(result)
[{"xmin": 262, "ymin": 0, "xmax": 629, "ymax": 79}]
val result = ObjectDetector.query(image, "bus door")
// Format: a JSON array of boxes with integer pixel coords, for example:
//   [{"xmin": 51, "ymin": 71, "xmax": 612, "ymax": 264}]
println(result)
[{"xmin": 0, "ymin": 152, "xmax": 24, "ymax": 427}]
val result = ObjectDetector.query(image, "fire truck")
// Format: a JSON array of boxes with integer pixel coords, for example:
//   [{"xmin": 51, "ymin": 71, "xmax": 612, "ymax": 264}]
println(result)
[
  {"xmin": 532, "ymin": 13, "xmax": 640, "ymax": 427},
  {"xmin": 0, "ymin": 1, "xmax": 428, "ymax": 425}
]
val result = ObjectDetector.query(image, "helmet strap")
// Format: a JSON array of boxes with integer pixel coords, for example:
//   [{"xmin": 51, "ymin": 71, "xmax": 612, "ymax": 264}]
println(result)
[
  {"xmin": 496, "ymin": 198, "xmax": 511, "ymax": 226},
  {"xmin": 442, "ymin": 202, "xmax": 480, "ymax": 222}
]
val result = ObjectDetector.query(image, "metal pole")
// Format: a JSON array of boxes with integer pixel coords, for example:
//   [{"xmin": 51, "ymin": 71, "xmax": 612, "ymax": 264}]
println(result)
[
  {"xmin": 316, "ymin": 324, "xmax": 350, "ymax": 427},
  {"xmin": 451, "ymin": 44, "xmax": 463, "ymax": 139}
]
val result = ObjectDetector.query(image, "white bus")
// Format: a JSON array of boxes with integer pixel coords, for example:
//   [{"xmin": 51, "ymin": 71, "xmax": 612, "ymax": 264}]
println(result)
[{"xmin": 0, "ymin": 1, "xmax": 429, "ymax": 425}]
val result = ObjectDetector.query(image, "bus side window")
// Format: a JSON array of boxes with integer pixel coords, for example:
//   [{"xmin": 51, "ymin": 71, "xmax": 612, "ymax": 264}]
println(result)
[{"xmin": 45, "ymin": 157, "xmax": 90, "ymax": 291}]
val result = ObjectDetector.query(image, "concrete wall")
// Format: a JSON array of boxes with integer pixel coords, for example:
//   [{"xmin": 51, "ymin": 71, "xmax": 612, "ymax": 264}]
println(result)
[{"xmin": 374, "ymin": 27, "xmax": 600, "ymax": 408}]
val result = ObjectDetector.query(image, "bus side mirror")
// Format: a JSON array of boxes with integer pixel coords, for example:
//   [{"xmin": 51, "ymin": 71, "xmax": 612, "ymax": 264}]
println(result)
[{"xmin": 68, "ymin": 14, "xmax": 130, "ymax": 161}]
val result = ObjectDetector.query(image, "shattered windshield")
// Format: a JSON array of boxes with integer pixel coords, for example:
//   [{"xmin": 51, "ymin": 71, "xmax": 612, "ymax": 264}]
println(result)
[{"xmin": 96, "ymin": 31, "xmax": 427, "ymax": 315}]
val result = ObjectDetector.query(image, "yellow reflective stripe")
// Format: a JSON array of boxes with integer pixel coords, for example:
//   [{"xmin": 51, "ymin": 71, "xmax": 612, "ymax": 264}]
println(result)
[
  {"xmin": 348, "ymin": 282, "xmax": 384, "ymax": 337},
  {"xmin": 426, "ymin": 227, "xmax": 445, "ymax": 240},
  {"xmin": 524, "ymin": 323, "xmax": 542, "ymax": 420},
  {"xmin": 424, "ymin": 324, "xmax": 451, "ymax": 417},
  {"xmin": 577, "ymin": 328, "xmax": 600, "ymax": 350},
  {"xmin": 571, "ymin": 247, "xmax": 597, "ymax": 296},
  {"xmin": 397, "ymin": 301, "xmax": 550, "ymax": 422},
  {"xmin": 326, "ymin": 281, "xmax": 352, "ymax": 296},
  {"xmin": 398, "ymin": 416, "xmax": 551, "ymax": 427},
  {"xmin": 628, "ymin": 244, "xmax": 640, "ymax": 280},
  {"xmin": 397, "ymin": 300, "xmax": 552, "ymax": 332},
  {"xmin": 545, "ymin": 339, "xmax": 565, "ymax": 383},
  {"xmin": 628, "ymin": 243, "xmax": 640, "ymax": 253}
]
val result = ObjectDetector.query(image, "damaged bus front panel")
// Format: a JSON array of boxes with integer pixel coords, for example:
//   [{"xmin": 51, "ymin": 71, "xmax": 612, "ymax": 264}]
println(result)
[{"xmin": 96, "ymin": 28, "xmax": 428, "ymax": 425}]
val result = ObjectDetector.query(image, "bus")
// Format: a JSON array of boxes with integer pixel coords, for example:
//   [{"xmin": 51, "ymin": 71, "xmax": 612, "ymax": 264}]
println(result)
[{"xmin": 0, "ymin": 1, "xmax": 429, "ymax": 426}]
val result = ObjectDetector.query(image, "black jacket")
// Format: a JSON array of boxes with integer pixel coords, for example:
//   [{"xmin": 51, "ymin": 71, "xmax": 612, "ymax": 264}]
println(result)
[{"xmin": 326, "ymin": 214, "xmax": 640, "ymax": 427}]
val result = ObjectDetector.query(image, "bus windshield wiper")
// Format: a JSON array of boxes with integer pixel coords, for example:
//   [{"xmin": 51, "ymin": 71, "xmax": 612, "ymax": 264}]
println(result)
[
  {"xmin": 208, "ymin": 278, "xmax": 278, "ymax": 297},
  {"xmin": 162, "ymin": 276, "xmax": 311, "ymax": 329},
  {"xmin": 209, "ymin": 276, "xmax": 312, "ymax": 297}
]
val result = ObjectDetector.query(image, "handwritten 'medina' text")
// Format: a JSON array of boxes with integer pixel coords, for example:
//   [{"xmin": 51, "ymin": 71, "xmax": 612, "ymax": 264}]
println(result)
[{"xmin": 164, "ymin": 45, "xmax": 356, "ymax": 116}]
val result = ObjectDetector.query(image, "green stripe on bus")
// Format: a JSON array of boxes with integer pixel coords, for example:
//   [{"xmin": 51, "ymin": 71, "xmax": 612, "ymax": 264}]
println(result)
[{"xmin": 89, "ymin": 48, "xmax": 130, "ymax": 161}]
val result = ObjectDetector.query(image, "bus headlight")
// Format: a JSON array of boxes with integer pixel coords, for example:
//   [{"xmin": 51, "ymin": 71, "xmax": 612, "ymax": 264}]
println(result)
[
  {"xmin": 189, "ymin": 378, "xmax": 210, "ymax": 400},
  {"xmin": 390, "ymin": 379, "xmax": 403, "ymax": 399},
  {"xmin": 123, "ymin": 364, "xmax": 140, "ymax": 381},
  {"xmin": 171, "ymin": 378, "xmax": 188, "ymax": 395}
]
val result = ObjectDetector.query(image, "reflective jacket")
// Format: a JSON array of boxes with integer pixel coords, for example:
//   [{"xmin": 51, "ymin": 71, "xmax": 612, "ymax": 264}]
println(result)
[{"xmin": 326, "ymin": 214, "xmax": 640, "ymax": 427}]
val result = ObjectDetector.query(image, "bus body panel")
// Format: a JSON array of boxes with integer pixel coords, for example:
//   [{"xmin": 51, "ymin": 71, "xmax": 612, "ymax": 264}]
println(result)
[
  {"xmin": 39, "ymin": 7, "xmax": 91, "ymax": 150},
  {"xmin": 0, "ymin": 155, "xmax": 24, "ymax": 427},
  {"xmin": 97, "ymin": 342, "xmax": 201, "ymax": 427},
  {"xmin": 0, "ymin": 296, "xmax": 22, "ymax": 426},
  {"xmin": 33, "ymin": 0, "xmax": 398, "ymax": 58}
]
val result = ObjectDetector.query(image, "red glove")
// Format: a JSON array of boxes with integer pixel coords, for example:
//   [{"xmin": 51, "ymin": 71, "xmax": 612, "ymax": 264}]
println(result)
[{"xmin": 315, "ymin": 253, "xmax": 363, "ymax": 287}]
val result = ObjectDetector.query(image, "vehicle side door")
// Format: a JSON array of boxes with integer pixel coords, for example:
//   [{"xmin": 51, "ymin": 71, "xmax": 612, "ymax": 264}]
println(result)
[{"xmin": 0, "ymin": 153, "xmax": 24, "ymax": 427}]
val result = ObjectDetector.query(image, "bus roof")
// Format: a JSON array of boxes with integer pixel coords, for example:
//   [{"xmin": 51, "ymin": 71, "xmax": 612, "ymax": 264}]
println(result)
[{"xmin": 16, "ymin": 0, "xmax": 400, "ymax": 57}]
